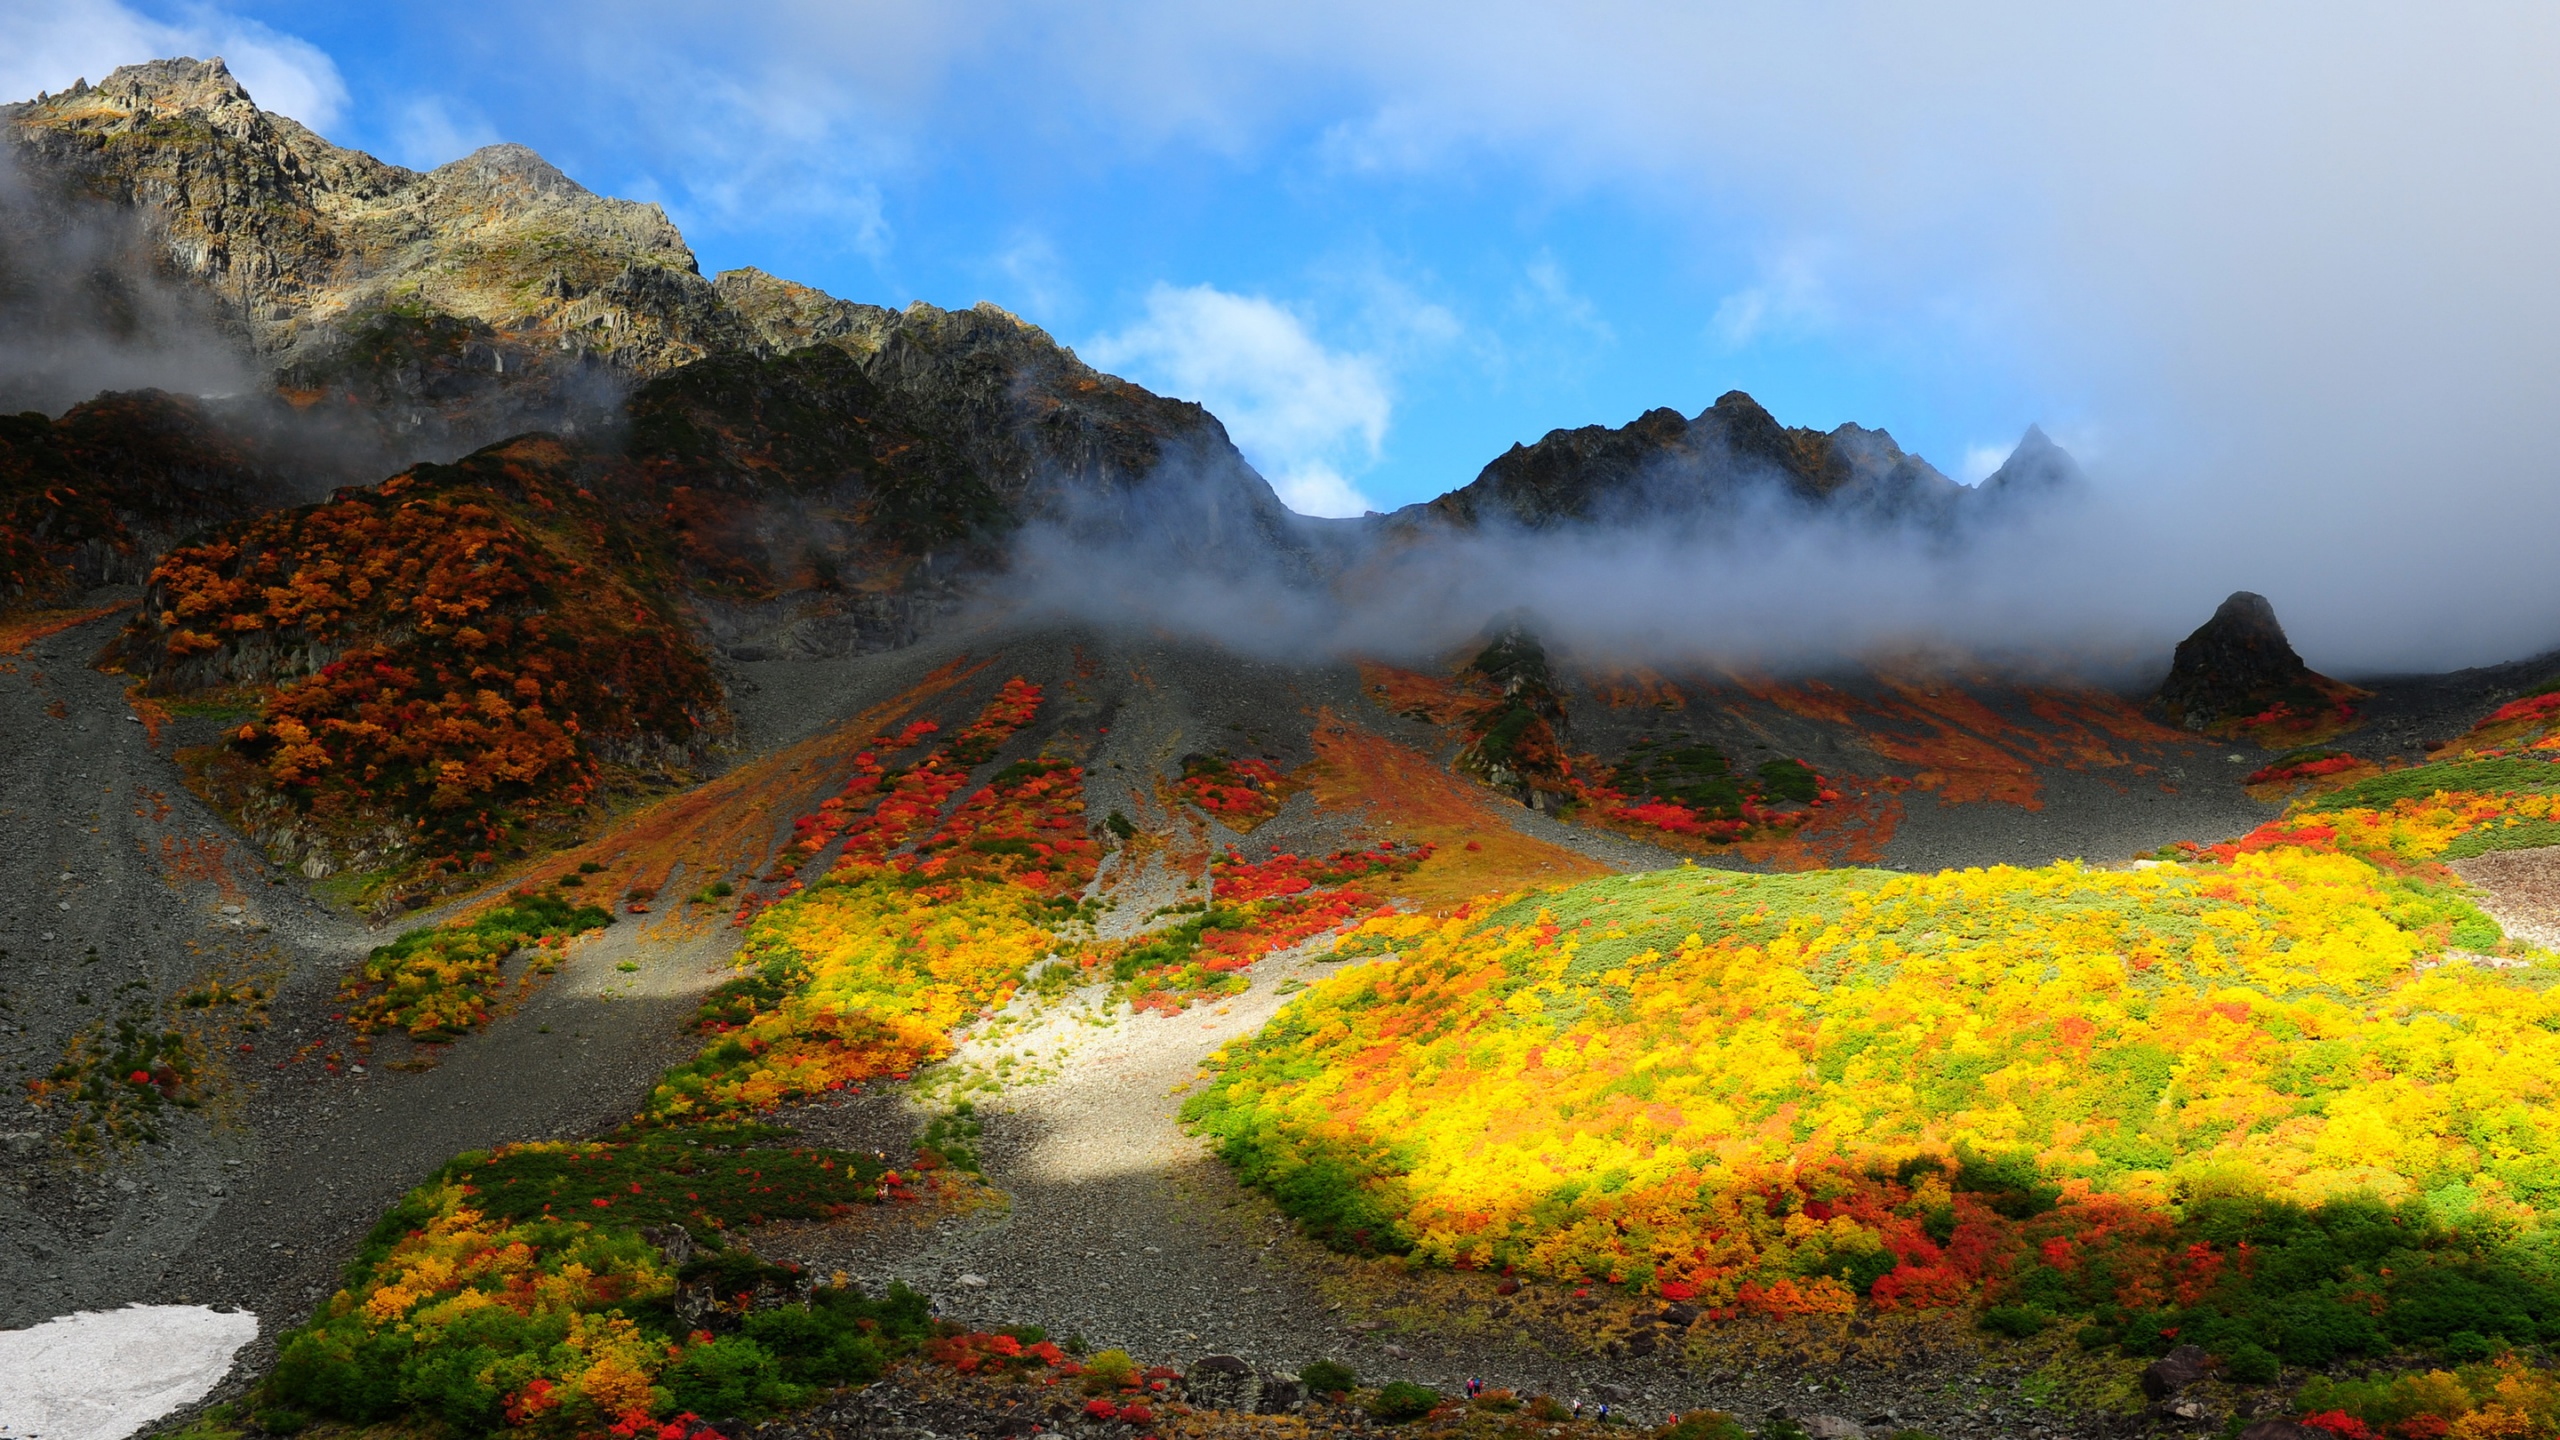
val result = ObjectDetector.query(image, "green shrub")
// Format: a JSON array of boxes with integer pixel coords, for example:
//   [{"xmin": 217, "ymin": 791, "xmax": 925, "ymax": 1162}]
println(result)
[
  {"xmin": 1754, "ymin": 757, "xmax": 1821, "ymax": 804},
  {"xmin": 1300, "ymin": 1360, "xmax": 1358, "ymax": 1398},
  {"xmin": 664, "ymin": 1336, "xmax": 800, "ymax": 1417},
  {"xmin": 1080, "ymin": 1349, "xmax": 1138, "ymax": 1394},
  {"xmin": 2440, "ymin": 1330, "xmax": 2499, "ymax": 1361},
  {"xmin": 1370, "ymin": 1381, "xmax": 1441, "ymax": 1423},
  {"xmin": 1953, "ymin": 1144, "xmax": 2060, "ymax": 1219},
  {"xmin": 2303, "ymin": 757, "xmax": 2559, "ymax": 813},
  {"xmin": 1978, "ymin": 1305, "xmax": 2050, "ymax": 1338},
  {"xmin": 2221, "ymin": 1342, "xmax": 2279, "ymax": 1384}
]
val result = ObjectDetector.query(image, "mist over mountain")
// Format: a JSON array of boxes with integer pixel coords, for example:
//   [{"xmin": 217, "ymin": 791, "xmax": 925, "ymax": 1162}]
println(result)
[{"xmin": 1, "ymin": 55, "xmax": 2120, "ymax": 676}]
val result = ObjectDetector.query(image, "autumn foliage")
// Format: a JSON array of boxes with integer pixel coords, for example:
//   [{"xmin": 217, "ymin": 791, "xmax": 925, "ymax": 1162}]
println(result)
[
  {"xmin": 118, "ymin": 438, "xmax": 724, "ymax": 866},
  {"xmin": 1188, "ymin": 750, "xmax": 2560, "ymax": 1371}
]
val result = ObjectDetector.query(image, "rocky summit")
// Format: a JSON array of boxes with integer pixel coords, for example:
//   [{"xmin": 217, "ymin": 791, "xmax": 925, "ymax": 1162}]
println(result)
[{"xmin": 2154, "ymin": 589, "xmax": 2365, "ymax": 741}]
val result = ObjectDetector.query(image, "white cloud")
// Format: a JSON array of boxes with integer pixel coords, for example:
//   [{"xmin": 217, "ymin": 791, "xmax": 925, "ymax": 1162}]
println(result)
[
  {"xmin": 1711, "ymin": 250, "xmax": 1832, "ymax": 350},
  {"xmin": 1521, "ymin": 254, "xmax": 1610, "ymax": 345},
  {"xmin": 386, "ymin": 95, "xmax": 499, "ymax": 170},
  {"xmin": 1086, "ymin": 283, "xmax": 1390, "ymax": 517},
  {"xmin": 1960, "ymin": 442, "xmax": 2011, "ymax": 484},
  {"xmin": 989, "ymin": 230, "xmax": 1074, "ymax": 325},
  {"xmin": 0, "ymin": 0, "xmax": 346, "ymax": 130},
  {"xmin": 1266, "ymin": 462, "xmax": 1376, "ymax": 518}
]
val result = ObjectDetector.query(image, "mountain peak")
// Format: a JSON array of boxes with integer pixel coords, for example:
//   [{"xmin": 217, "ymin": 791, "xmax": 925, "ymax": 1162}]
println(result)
[
  {"xmin": 96, "ymin": 56, "xmax": 253, "ymax": 111},
  {"xmin": 1976, "ymin": 423, "xmax": 2084, "ymax": 498},
  {"xmin": 428, "ymin": 142, "xmax": 591, "ymax": 202}
]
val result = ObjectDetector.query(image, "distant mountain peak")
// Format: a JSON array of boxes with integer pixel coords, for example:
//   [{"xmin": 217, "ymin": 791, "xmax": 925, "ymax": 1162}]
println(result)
[
  {"xmin": 1976, "ymin": 424, "xmax": 2083, "ymax": 498},
  {"xmin": 1402, "ymin": 387, "xmax": 1964, "ymax": 531}
]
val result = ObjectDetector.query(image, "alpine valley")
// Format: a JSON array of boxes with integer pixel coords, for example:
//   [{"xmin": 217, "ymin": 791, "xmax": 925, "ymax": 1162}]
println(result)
[{"xmin": 8, "ymin": 57, "xmax": 2560, "ymax": 1440}]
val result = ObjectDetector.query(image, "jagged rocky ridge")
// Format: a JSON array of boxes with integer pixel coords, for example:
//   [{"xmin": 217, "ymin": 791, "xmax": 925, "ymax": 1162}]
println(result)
[
  {"xmin": 2, "ymin": 58, "xmax": 1308, "ymax": 573},
  {"xmin": 1388, "ymin": 392, "xmax": 2078, "ymax": 534}
]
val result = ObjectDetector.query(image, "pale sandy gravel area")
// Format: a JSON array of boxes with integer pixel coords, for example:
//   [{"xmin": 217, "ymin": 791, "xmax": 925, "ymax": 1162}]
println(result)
[{"xmin": 2453, "ymin": 845, "xmax": 2560, "ymax": 951}]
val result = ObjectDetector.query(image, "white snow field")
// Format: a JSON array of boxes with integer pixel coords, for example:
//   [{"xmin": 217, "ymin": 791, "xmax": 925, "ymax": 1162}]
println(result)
[{"xmin": 0, "ymin": 1306, "xmax": 259, "ymax": 1440}]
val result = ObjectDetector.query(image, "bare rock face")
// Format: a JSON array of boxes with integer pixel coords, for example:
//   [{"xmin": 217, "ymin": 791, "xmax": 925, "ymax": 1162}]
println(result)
[
  {"xmin": 2157, "ymin": 591, "xmax": 2338, "ymax": 732},
  {"xmin": 7, "ymin": 58, "xmax": 747, "ymax": 391}
]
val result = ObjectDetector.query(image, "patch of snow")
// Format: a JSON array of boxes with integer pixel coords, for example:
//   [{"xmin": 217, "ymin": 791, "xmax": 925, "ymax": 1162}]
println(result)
[{"xmin": 0, "ymin": 1305, "xmax": 259, "ymax": 1440}]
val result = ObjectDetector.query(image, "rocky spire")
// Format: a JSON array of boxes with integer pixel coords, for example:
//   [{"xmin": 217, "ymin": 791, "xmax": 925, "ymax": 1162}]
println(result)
[{"xmin": 2156, "ymin": 591, "xmax": 2323, "ymax": 732}]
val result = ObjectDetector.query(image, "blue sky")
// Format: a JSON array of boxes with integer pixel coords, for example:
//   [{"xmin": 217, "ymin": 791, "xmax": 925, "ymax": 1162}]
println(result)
[{"xmin": 5, "ymin": 1, "xmax": 2092, "ymax": 515}]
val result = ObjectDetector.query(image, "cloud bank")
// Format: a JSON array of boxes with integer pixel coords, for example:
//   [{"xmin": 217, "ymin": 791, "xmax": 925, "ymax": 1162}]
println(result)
[{"xmin": 1086, "ymin": 283, "xmax": 1389, "ymax": 517}]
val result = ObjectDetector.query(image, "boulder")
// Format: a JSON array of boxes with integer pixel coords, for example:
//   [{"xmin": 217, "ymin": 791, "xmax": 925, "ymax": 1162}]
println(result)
[
  {"xmin": 1182, "ymin": 1355, "xmax": 1256, "ymax": 1412},
  {"xmin": 640, "ymin": 1223, "xmax": 695, "ymax": 1266},
  {"xmin": 1799, "ymin": 1417, "xmax": 1867, "ymax": 1440},
  {"xmin": 1255, "ymin": 1372, "xmax": 1307, "ymax": 1414},
  {"xmin": 1659, "ymin": 1303, "xmax": 1700, "ymax": 1326},
  {"xmin": 2142, "ymin": 1344, "xmax": 2217, "ymax": 1399}
]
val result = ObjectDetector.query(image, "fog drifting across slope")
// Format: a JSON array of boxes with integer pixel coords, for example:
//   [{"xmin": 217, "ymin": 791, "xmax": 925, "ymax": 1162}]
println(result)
[
  {"xmin": 997, "ymin": 427, "xmax": 2550, "ymax": 684},
  {"xmin": 0, "ymin": 144, "xmax": 257, "ymax": 415}
]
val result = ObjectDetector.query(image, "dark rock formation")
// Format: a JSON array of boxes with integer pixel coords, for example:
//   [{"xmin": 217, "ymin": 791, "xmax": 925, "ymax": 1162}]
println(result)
[
  {"xmin": 715, "ymin": 268, "xmax": 1310, "ymax": 568},
  {"xmin": 2156, "ymin": 591, "xmax": 2340, "ymax": 732},
  {"xmin": 1398, "ymin": 390, "xmax": 1967, "ymax": 532},
  {"xmin": 1181, "ymin": 1355, "xmax": 1257, "ymax": 1411},
  {"xmin": 0, "ymin": 390, "xmax": 293, "ymax": 605},
  {"xmin": 2139, "ymin": 1342, "xmax": 2216, "ymax": 1399}
]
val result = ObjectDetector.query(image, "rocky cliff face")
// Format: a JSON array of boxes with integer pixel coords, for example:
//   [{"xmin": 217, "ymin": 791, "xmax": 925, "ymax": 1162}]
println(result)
[
  {"xmin": 6, "ymin": 61, "xmax": 744, "ymax": 398},
  {"xmin": 715, "ymin": 268, "xmax": 1309, "ymax": 567}
]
